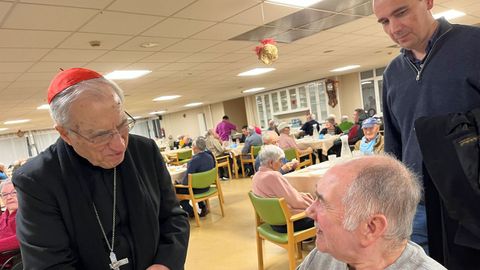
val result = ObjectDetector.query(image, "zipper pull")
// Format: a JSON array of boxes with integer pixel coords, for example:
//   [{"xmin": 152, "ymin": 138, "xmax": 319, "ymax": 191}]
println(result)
[{"xmin": 416, "ymin": 72, "xmax": 420, "ymax": 81}]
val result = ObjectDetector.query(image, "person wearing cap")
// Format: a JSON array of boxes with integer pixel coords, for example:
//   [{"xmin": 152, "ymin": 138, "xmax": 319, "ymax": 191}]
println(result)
[
  {"xmin": 277, "ymin": 122, "xmax": 314, "ymax": 162},
  {"xmin": 354, "ymin": 117, "xmax": 384, "ymax": 155},
  {"xmin": 12, "ymin": 68, "xmax": 189, "ymax": 270}
]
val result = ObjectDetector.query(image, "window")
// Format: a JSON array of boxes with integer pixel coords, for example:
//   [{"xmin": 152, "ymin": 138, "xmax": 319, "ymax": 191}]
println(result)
[
  {"xmin": 359, "ymin": 67, "xmax": 385, "ymax": 115},
  {"xmin": 255, "ymin": 80, "xmax": 329, "ymax": 128}
]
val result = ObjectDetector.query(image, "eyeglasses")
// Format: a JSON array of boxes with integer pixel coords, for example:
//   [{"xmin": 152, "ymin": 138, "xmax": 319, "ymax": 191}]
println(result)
[
  {"xmin": 68, "ymin": 111, "xmax": 136, "ymax": 145},
  {"xmin": 1, "ymin": 191, "xmax": 17, "ymax": 198}
]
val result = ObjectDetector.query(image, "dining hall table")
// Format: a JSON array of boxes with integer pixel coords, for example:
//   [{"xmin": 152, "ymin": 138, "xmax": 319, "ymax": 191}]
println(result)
[
  {"xmin": 225, "ymin": 143, "xmax": 244, "ymax": 179},
  {"xmin": 295, "ymin": 135, "xmax": 339, "ymax": 156}
]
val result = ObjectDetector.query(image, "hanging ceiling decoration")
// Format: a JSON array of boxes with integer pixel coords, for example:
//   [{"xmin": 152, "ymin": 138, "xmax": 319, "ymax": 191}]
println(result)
[{"xmin": 255, "ymin": 38, "xmax": 279, "ymax": 65}]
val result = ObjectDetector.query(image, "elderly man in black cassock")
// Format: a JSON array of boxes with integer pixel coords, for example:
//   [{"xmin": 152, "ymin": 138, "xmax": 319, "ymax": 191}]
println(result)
[{"xmin": 12, "ymin": 68, "xmax": 190, "ymax": 270}]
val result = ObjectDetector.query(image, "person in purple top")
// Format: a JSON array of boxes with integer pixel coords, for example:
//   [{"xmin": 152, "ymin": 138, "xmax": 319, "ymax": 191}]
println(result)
[{"xmin": 215, "ymin": 115, "xmax": 237, "ymax": 142}]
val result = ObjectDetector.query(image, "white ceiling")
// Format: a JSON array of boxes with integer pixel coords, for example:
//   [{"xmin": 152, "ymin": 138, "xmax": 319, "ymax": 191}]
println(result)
[{"xmin": 0, "ymin": 0, "xmax": 479, "ymax": 133}]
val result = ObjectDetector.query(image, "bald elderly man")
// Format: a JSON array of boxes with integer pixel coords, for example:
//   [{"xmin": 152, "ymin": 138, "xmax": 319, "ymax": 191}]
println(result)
[
  {"xmin": 298, "ymin": 155, "xmax": 445, "ymax": 270},
  {"xmin": 254, "ymin": 131, "xmax": 298, "ymax": 174}
]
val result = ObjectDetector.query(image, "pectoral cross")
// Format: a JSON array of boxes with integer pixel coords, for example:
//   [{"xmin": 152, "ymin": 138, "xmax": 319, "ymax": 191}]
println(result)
[{"xmin": 110, "ymin": 251, "xmax": 129, "ymax": 270}]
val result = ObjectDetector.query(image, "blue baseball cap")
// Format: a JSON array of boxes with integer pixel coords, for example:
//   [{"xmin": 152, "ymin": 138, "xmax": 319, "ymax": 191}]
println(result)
[{"xmin": 362, "ymin": 117, "xmax": 379, "ymax": 128}]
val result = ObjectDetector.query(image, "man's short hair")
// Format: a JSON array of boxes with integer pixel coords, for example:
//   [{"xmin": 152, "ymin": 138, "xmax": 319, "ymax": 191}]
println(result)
[
  {"xmin": 222, "ymin": 115, "xmax": 229, "ymax": 120},
  {"xmin": 342, "ymin": 155, "xmax": 421, "ymax": 244},
  {"xmin": 193, "ymin": 136, "xmax": 207, "ymax": 151},
  {"xmin": 241, "ymin": 125, "xmax": 248, "ymax": 130}
]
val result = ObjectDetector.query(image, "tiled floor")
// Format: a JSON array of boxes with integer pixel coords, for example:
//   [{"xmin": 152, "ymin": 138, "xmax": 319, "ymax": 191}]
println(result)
[{"xmin": 184, "ymin": 177, "xmax": 315, "ymax": 270}]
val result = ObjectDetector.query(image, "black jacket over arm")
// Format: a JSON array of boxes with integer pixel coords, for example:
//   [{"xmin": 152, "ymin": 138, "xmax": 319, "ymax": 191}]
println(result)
[{"xmin": 13, "ymin": 134, "xmax": 189, "ymax": 270}]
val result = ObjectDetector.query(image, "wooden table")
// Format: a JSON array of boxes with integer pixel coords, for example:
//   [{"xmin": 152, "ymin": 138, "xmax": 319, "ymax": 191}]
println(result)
[
  {"xmin": 225, "ymin": 143, "xmax": 244, "ymax": 179},
  {"xmin": 295, "ymin": 135, "xmax": 339, "ymax": 156}
]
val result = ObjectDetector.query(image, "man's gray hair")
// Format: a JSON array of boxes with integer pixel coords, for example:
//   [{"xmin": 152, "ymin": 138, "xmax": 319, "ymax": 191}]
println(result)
[
  {"xmin": 49, "ymin": 77, "xmax": 124, "ymax": 127},
  {"xmin": 342, "ymin": 155, "xmax": 421, "ymax": 244},
  {"xmin": 258, "ymin": 144, "xmax": 285, "ymax": 167},
  {"xmin": 247, "ymin": 126, "xmax": 255, "ymax": 135},
  {"xmin": 0, "ymin": 179, "xmax": 13, "ymax": 193},
  {"xmin": 193, "ymin": 136, "xmax": 207, "ymax": 151},
  {"xmin": 262, "ymin": 131, "xmax": 277, "ymax": 144}
]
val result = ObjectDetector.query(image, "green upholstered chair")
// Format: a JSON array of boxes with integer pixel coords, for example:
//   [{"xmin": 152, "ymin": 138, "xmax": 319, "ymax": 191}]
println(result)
[
  {"xmin": 248, "ymin": 192, "xmax": 316, "ymax": 270},
  {"xmin": 174, "ymin": 168, "xmax": 225, "ymax": 227},
  {"xmin": 240, "ymin": 145, "xmax": 262, "ymax": 177},
  {"xmin": 283, "ymin": 148, "xmax": 312, "ymax": 170},
  {"xmin": 171, "ymin": 149, "xmax": 192, "ymax": 165}
]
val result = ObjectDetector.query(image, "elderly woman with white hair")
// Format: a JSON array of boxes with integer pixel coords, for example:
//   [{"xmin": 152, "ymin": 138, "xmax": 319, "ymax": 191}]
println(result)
[
  {"xmin": 252, "ymin": 144, "xmax": 314, "ymax": 233},
  {"xmin": 0, "ymin": 179, "xmax": 20, "ymax": 263}
]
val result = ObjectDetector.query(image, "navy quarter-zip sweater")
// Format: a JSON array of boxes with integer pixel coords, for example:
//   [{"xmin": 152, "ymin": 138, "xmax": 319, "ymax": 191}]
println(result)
[{"xmin": 382, "ymin": 18, "xmax": 480, "ymax": 177}]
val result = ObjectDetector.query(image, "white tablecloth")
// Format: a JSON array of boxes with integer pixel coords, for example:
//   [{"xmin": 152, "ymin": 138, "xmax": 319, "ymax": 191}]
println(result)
[
  {"xmin": 168, "ymin": 166, "xmax": 187, "ymax": 184},
  {"xmin": 283, "ymin": 161, "xmax": 335, "ymax": 195},
  {"xmin": 295, "ymin": 135, "xmax": 339, "ymax": 156}
]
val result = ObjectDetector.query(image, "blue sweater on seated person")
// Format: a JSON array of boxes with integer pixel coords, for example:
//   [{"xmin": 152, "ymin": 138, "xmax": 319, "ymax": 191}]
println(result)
[{"xmin": 181, "ymin": 150, "xmax": 215, "ymax": 185}]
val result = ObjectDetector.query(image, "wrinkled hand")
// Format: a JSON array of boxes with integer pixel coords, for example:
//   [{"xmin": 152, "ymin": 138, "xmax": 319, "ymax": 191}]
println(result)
[{"xmin": 147, "ymin": 265, "xmax": 169, "ymax": 270}]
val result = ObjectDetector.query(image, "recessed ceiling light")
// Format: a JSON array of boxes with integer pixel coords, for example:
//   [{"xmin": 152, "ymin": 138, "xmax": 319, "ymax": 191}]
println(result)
[
  {"xmin": 0, "ymin": 128, "xmax": 8, "ymax": 132},
  {"xmin": 105, "ymin": 70, "xmax": 152, "ymax": 80},
  {"xmin": 37, "ymin": 104, "xmax": 50, "ymax": 110},
  {"xmin": 4, "ymin": 119, "xmax": 31, "ymax": 125},
  {"xmin": 185, "ymin": 102, "xmax": 203, "ymax": 107},
  {"xmin": 433, "ymin": 10, "xmax": 465, "ymax": 20},
  {"xmin": 330, "ymin": 65, "xmax": 360, "ymax": 72},
  {"xmin": 149, "ymin": 111, "xmax": 166, "ymax": 115},
  {"xmin": 140, "ymin": 42, "xmax": 160, "ymax": 48},
  {"xmin": 238, "ymin": 68, "xmax": 276, "ymax": 77},
  {"xmin": 242, "ymin": 87, "xmax": 265, "ymax": 93},
  {"xmin": 267, "ymin": 0, "xmax": 323, "ymax": 8},
  {"xmin": 153, "ymin": 95, "xmax": 181, "ymax": 101}
]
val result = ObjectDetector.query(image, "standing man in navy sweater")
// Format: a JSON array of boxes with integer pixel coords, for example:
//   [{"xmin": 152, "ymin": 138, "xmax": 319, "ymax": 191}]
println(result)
[{"xmin": 373, "ymin": 0, "xmax": 480, "ymax": 268}]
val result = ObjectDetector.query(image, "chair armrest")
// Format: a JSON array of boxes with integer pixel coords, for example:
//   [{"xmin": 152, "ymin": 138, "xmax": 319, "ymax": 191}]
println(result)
[
  {"xmin": 174, "ymin": 184, "xmax": 189, "ymax": 188},
  {"xmin": 290, "ymin": 211, "xmax": 308, "ymax": 222}
]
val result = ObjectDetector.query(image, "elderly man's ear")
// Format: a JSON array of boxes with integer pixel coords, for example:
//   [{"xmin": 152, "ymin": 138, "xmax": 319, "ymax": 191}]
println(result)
[
  {"xmin": 357, "ymin": 214, "xmax": 388, "ymax": 247},
  {"xmin": 55, "ymin": 125, "xmax": 73, "ymax": 146}
]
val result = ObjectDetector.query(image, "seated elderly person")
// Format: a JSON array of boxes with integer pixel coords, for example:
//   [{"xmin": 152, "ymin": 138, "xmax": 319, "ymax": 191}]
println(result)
[
  {"xmin": 252, "ymin": 145, "xmax": 314, "ymax": 233},
  {"xmin": 320, "ymin": 117, "xmax": 342, "ymax": 136},
  {"xmin": 338, "ymin": 115, "xmax": 354, "ymax": 133},
  {"xmin": 254, "ymin": 131, "xmax": 298, "ymax": 174},
  {"xmin": 298, "ymin": 155, "xmax": 446, "ymax": 270},
  {"xmin": 354, "ymin": 117, "xmax": 384, "ymax": 155},
  {"xmin": 241, "ymin": 126, "xmax": 262, "ymax": 154},
  {"xmin": 0, "ymin": 180, "xmax": 20, "ymax": 264},
  {"xmin": 300, "ymin": 113, "xmax": 321, "ymax": 136},
  {"xmin": 205, "ymin": 129, "xmax": 230, "ymax": 180},
  {"xmin": 277, "ymin": 122, "xmax": 315, "ymax": 163},
  {"xmin": 267, "ymin": 119, "xmax": 279, "ymax": 135},
  {"xmin": 175, "ymin": 136, "xmax": 215, "ymax": 218}
]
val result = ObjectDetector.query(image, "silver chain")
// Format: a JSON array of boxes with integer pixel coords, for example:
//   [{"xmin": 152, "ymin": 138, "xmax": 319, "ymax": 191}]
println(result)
[{"xmin": 92, "ymin": 167, "xmax": 117, "ymax": 253}]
